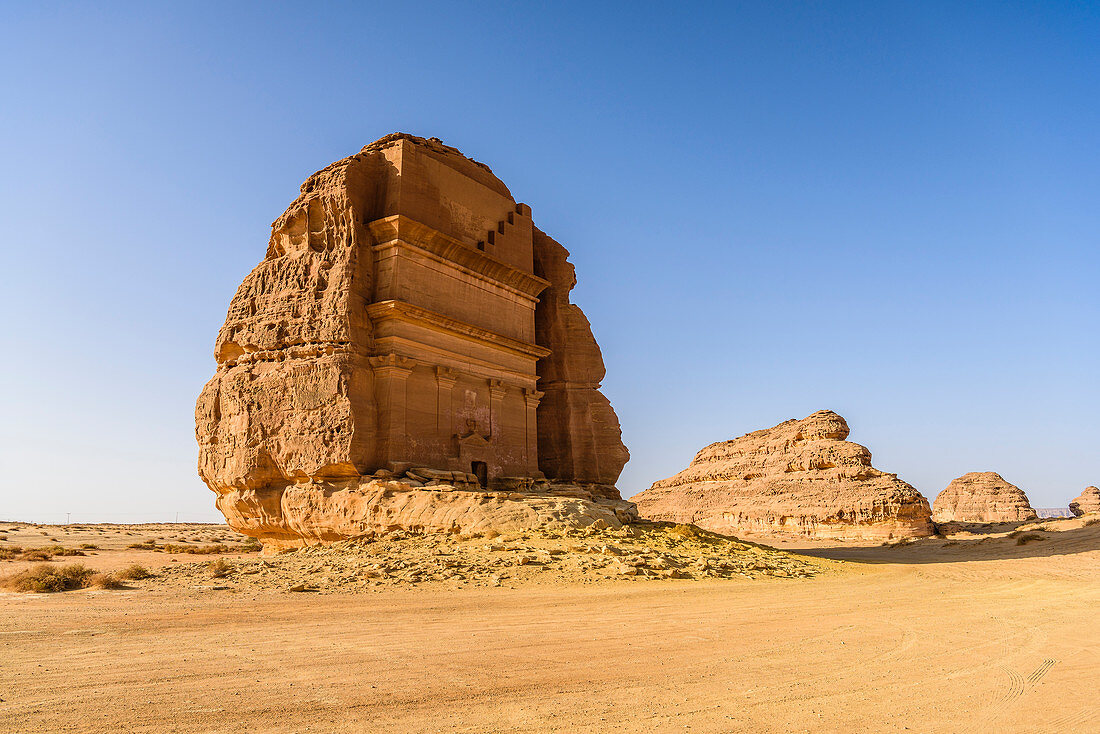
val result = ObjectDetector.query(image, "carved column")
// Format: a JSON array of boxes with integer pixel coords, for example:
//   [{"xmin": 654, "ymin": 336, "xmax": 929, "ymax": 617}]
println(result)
[
  {"xmin": 369, "ymin": 353, "xmax": 416, "ymax": 466},
  {"xmin": 435, "ymin": 366, "xmax": 457, "ymax": 440},
  {"xmin": 488, "ymin": 379, "xmax": 507, "ymax": 440},
  {"xmin": 524, "ymin": 388, "xmax": 544, "ymax": 475}
]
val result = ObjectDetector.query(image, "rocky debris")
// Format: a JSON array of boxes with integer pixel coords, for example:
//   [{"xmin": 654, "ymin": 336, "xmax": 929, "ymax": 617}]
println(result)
[
  {"xmin": 631, "ymin": 410, "xmax": 933, "ymax": 540},
  {"xmin": 1069, "ymin": 486, "xmax": 1100, "ymax": 517},
  {"xmin": 146, "ymin": 522, "xmax": 820, "ymax": 593},
  {"xmin": 195, "ymin": 133, "xmax": 631, "ymax": 546},
  {"xmin": 932, "ymin": 472, "xmax": 1038, "ymax": 524}
]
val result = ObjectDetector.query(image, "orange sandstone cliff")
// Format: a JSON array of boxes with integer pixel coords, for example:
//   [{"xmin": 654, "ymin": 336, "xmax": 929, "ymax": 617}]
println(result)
[{"xmin": 196, "ymin": 134, "xmax": 632, "ymax": 547}]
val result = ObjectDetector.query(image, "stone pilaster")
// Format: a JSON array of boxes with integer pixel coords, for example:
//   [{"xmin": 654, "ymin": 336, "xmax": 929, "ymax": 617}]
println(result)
[
  {"xmin": 369, "ymin": 353, "xmax": 416, "ymax": 466},
  {"xmin": 488, "ymin": 379, "xmax": 507, "ymax": 439},
  {"xmin": 435, "ymin": 366, "xmax": 457, "ymax": 437},
  {"xmin": 524, "ymin": 389, "xmax": 544, "ymax": 475}
]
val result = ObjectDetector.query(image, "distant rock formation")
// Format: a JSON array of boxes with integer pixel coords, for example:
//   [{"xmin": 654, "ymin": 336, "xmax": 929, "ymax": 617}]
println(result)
[
  {"xmin": 631, "ymin": 410, "xmax": 933, "ymax": 540},
  {"xmin": 1069, "ymin": 486, "xmax": 1100, "ymax": 517},
  {"xmin": 196, "ymin": 134, "xmax": 632, "ymax": 547},
  {"xmin": 931, "ymin": 472, "xmax": 1038, "ymax": 523}
]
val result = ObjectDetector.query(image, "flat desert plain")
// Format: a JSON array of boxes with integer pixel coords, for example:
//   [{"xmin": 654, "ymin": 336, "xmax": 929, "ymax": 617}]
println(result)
[{"xmin": 1, "ymin": 519, "xmax": 1098, "ymax": 733}]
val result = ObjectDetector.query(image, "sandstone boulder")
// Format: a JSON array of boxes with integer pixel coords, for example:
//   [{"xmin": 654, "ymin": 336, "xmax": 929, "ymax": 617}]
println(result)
[
  {"xmin": 931, "ymin": 472, "xmax": 1037, "ymax": 523},
  {"xmin": 1069, "ymin": 486, "xmax": 1100, "ymax": 517},
  {"xmin": 196, "ymin": 134, "xmax": 632, "ymax": 547},
  {"xmin": 631, "ymin": 410, "xmax": 933, "ymax": 540}
]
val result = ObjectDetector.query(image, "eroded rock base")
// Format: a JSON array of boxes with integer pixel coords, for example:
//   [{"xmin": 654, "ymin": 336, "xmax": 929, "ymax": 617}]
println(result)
[{"xmin": 215, "ymin": 478, "xmax": 639, "ymax": 551}]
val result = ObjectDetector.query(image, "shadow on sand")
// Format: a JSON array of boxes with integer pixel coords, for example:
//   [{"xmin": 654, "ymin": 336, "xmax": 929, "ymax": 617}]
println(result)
[{"xmin": 783, "ymin": 519, "xmax": 1100, "ymax": 565}]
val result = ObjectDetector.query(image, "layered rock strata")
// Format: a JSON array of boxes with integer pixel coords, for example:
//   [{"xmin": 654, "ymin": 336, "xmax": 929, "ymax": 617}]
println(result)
[
  {"xmin": 196, "ymin": 134, "xmax": 631, "ymax": 547},
  {"xmin": 631, "ymin": 410, "xmax": 933, "ymax": 540},
  {"xmin": 1069, "ymin": 486, "xmax": 1100, "ymax": 517},
  {"xmin": 931, "ymin": 472, "xmax": 1038, "ymax": 523}
]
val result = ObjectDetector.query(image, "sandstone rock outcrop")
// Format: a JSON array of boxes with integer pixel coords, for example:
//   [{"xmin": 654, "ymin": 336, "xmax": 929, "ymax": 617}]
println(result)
[
  {"xmin": 631, "ymin": 410, "xmax": 933, "ymax": 540},
  {"xmin": 196, "ymin": 134, "xmax": 631, "ymax": 547},
  {"xmin": 1069, "ymin": 486, "xmax": 1100, "ymax": 517},
  {"xmin": 931, "ymin": 472, "xmax": 1038, "ymax": 523}
]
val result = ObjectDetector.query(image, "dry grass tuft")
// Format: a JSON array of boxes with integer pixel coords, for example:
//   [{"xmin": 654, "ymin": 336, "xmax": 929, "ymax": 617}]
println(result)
[
  {"xmin": 1015, "ymin": 533, "xmax": 1046, "ymax": 546},
  {"xmin": 0, "ymin": 546, "xmax": 24, "ymax": 560},
  {"xmin": 161, "ymin": 543, "xmax": 232, "ymax": 555},
  {"xmin": 19, "ymin": 549, "xmax": 53, "ymax": 561},
  {"xmin": 43, "ymin": 545, "xmax": 85, "ymax": 556},
  {"xmin": 80, "ymin": 543, "xmax": 100, "ymax": 550},
  {"xmin": 127, "ymin": 541, "xmax": 158, "ymax": 550},
  {"xmin": 1, "ymin": 563, "xmax": 94, "ymax": 592},
  {"xmin": 87, "ymin": 572, "xmax": 125, "ymax": 589},
  {"xmin": 117, "ymin": 564, "xmax": 152, "ymax": 580},
  {"xmin": 1084, "ymin": 517, "xmax": 1100, "ymax": 527}
]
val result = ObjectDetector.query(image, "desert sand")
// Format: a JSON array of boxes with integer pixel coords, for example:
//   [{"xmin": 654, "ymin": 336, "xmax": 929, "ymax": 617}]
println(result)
[{"xmin": 2, "ymin": 519, "xmax": 1098, "ymax": 733}]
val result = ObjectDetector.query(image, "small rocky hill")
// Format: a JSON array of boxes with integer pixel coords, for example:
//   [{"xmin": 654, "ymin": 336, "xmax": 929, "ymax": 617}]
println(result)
[
  {"xmin": 932, "ymin": 472, "xmax": 1037, "ymax": 523},
  {"xmin": 1069, "ymin": 486, "xmax": 1100, "ymax": 517},
  {"xmin": 631, "ymin": 411, "xmax": 933, "ymax": 540}
]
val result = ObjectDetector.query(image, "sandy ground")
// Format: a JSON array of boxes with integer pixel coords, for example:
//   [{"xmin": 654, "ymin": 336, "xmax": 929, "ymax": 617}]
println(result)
[{"xmin": 1, "ymin": 518, "xmax": 1098, "ymax": 733}]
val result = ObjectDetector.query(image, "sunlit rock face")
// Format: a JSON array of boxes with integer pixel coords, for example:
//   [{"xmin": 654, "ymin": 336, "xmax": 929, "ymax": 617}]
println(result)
[
  {"xmin": 632, "ymin": 410, "xmax": 933, "ymax": 540},
  {"xmin": 196, "ymin": 134, "xmax": 632, "ymax": 546},
  {"xmin": 932, "ymin": 472, "xmax": 1038, "ymax": 523},
  {"xmin": 1069, "ymin": 486, "xmax": 1100, "ymax": 517}
]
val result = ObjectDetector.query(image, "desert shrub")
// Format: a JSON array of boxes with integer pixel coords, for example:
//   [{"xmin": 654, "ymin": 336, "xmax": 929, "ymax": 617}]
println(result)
[
  {"xmin": 20, "ymin": 549, "xmax": 53, "ymax": 561},
  {"xmin": 240, "ymin": 538, "xmax": 262, "ymax": 552},
  {"xmin": 1084, "ymin": 518, "xmax": 1100, "ymax": 527},
  {"xmin": 127, "ymin": 541, "xmax": 158, "ymax": 550},
  {"xmin": 117, "ymin": 564, "xmax": 152, "ymax": 580},
  {"xmin": 1016, "ymin": 533, "xmax": 1046, "ymax": 546},
  {"xmin": 87, "ymin": 572, "xmax": 124, "ymax": 589},
  {"xmin": 44, "ymin": 545, "xmax": 85, "ymax": 556},
  {"xmin": 208, "ymin": 558, "xmax": 234, "ymax": 578},
  {"xmin": 0, "ymin": 546, "xmax": 23, "ymax": 560},
  {"xmin": 161, "ymin": 543, "xmax": 231, "ymax": 555},
  {"xmin": 80, "ymin": 543, "xmax": 99, "ymax": 550},
  {"xmin": 1, "ymin": 563, "xmax": 94, "ymax": 592}
]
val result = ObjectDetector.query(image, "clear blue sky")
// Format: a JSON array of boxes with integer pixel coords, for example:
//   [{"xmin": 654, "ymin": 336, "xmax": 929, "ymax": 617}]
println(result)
[{"xmin": 1, "ymin": 2, "xmax": 1097, "ymax": 522}]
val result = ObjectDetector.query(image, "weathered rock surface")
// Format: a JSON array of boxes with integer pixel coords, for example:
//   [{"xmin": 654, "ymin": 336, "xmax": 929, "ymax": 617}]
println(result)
[
  {"xmin": 931, "ymin": 472, "xmax": 1038, "ymax": 523},
  {"xmin": 217, "ymin": 476, "xmax": 639, "ymax": 551},
  {"xmin": 196, "ymin": 134, "xmax": 631, "ymax": 546},
  {"xmin": 1069, "ymin": 486, "xmax": 1100, "ymax": 517},
  {"xmin": 533, "ymin": 228, "xmax": 630, "ymax": 487},
  {"xmin": 631, "ymin": 410, "xmax": 933, "ymax": 540}
]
